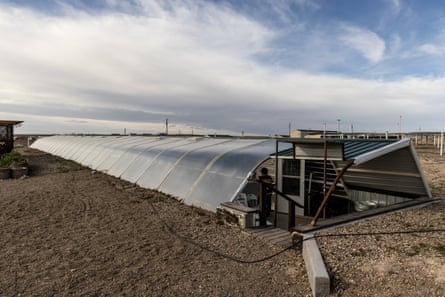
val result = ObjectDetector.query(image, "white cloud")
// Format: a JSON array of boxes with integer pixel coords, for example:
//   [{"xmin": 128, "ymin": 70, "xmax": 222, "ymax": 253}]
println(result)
[
  {"xmin": 267, "ymin": 0, "xmax": 320, "ymax": 23},
  {"xmin": 0, "ymin": 0, "xmax": 444, "ymax": 135},
  {"xmin": 389, "ymin": 0, "xmax": 402, "ymax": 14},
  {"xmin": 418, "ymin": 43, "xmax": 445, "ymax": 55},
  {"xmin": 339, "ymin": 25, "xmax": 386, "ymax": 64}
]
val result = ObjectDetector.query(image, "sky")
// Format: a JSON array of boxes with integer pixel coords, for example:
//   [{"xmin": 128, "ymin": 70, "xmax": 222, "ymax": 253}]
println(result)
[{"xmin": 1, "ymin": 0, "xmax": 445, "ymax": 135}]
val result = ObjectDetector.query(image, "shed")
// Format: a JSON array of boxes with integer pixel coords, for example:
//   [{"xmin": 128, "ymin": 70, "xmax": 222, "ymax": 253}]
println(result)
[
  {"xmin": 270, "ymin": 138, "xmax": 432, "ymax": 229},
  {"xmin": 0, "ymin": 120, "xmax": 23, "ymax": 155}
]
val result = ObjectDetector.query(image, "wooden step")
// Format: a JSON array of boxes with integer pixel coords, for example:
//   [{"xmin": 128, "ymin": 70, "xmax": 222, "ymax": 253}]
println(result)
[{"xmin": 246, "ymin": 227, "xmax": 293, "ymax": 248}]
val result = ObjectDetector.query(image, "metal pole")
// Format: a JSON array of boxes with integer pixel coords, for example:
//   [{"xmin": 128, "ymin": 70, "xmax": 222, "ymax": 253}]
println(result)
[
  {"xmin": 441, "ymin": 131, "xmax": 444, "ymax": 156},
  {"xmin": 274, "ymin": 140, "xmax": 279, "ymax": 227},
  {"xmin": 323, "ymin": 139, "xmax": 327, "ymax": 218},
  {"xmin": 307, "ymin": 172, "xmax": 313, "ymax": 216},
  {"xmin": 259, "ymin": 182, "xmax": 266, "ymax": 226},
  {"xmin": 399, "ymin": 115, "xmax": 402, "ymax": 139}
]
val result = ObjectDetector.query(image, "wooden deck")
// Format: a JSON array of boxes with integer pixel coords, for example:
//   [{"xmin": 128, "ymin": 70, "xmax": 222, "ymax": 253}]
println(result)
[
  {"xmin": 293, "ymin": 199, "xmax": 433, "ymax": 233},
  {"xmin": 246, "ymin": 226, "xmax": 293, "ymax": 248}
]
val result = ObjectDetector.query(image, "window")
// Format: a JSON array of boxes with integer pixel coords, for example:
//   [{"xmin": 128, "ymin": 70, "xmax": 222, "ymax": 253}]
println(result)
[
  {"xmin": 0, "ymin": 126, "xmax": 7, "ymax": 139},
  {"xmin": 282, "ymin": 159, "xmax": 301, "ymax": 196},
  {"xmin": 283, "ymin": 159, "xmax": 300, "ymax": 176},
  {"xmin": 283, "ymin": 176, "xmax": 300, "ymax": 195}
]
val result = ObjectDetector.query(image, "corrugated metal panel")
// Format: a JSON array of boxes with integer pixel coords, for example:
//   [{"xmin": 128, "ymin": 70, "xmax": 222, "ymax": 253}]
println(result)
[
  {"xmin": 341, "ymin": 147, "xmax": 429, "ymax": 196},
  {"xmin": 342, "ymin": 172, "xmax": 427, "ymax": 196},
  {"xmin": 353, "ymin": 147, "xmax": 419, "ymax": 173},
  {"xmin": 343, "ymin": 140, "xmax": 395, "ymax": 160}
]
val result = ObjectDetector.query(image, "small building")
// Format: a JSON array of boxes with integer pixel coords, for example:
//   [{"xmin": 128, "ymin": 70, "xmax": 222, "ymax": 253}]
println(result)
[
  {"xmin": 269, "ymin": 137, "xmax": 432, "ymax": 230},
  {"xmin": 0, "ymin": 120, "xmax": 23, "ymax": 155}
]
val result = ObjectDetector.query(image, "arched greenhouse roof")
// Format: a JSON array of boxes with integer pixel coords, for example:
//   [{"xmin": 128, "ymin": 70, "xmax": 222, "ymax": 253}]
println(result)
[{"xmin": 31, "ymin": 135, "xmax": 278, "ymax": 211}]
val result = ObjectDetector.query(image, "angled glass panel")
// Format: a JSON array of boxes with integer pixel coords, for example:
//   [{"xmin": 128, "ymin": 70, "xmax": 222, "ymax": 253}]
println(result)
[{"xmin": 137, "ymin": 138, "xmax": 230, "ymax": 189}]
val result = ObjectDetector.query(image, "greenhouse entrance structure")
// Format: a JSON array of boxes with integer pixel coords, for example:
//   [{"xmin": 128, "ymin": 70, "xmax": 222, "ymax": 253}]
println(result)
[
  {"xmin": 31, "ymin": 135, "xmax": 432, "ymax": 230},
  {"xmin": 268, "ymin": 137, "xmax": 432, "ymax": 231}
]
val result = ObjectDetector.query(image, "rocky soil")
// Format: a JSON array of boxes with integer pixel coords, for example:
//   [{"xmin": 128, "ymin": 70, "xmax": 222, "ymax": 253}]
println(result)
[
  {"xmin": 318, "ymin": 146, "xmax": 445, "ymax": 297},
  {"xmin": 0, "ymin": 148, "xmax": 311, "ymax": 297},
  {"xmin": 0, "ymin": 145, "xmax": 443, "ymax": 296}
]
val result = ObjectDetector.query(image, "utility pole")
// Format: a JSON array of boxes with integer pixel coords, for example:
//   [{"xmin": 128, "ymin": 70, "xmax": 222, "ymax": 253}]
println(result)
[
  {"xmin": 440, "ymin": 130, "xmax": 443, "ymax": 156},
  {"xmin": 399, "ymin": 115, "xmax": 402, "ymax": 139},
  {"xmin": 165, "ymin": 118, "xmax": 168, "ymax": 135}
]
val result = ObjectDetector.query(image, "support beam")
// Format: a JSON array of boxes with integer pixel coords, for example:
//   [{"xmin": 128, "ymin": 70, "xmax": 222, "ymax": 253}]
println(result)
[
  {"xmin": 310, "ymin": 160, "xmax": 354, "ymax": 226},
  {"xmin": 288, "ymin": 200, "xmax": 295, "ymax": 231}
]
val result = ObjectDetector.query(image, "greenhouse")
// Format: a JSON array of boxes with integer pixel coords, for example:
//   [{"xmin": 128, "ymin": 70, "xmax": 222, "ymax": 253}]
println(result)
[
  {"xmin": 31, "ymin": 135, "xmax": 432, "ymax": 228},
  {"xmin": 31, "ymin": 135, "xmax": 279, "ymax": 211}
]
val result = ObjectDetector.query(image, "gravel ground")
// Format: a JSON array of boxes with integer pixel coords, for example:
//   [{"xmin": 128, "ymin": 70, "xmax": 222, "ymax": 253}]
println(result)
[
  {"xmin": 0, "ymin": 148, "xmax": 311, "ymax": 297},
  {"xmin": 318, "ymin": 146, "xmax": 445, "ymax": 297},
  {"xmin": 1, "ymin": 145, "xmax": 443, "ymax": 296}
]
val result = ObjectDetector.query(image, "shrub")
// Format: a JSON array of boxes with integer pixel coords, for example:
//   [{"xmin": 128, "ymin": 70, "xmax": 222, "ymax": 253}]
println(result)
[{"xmin": 0, "ymin": 151, "xmax": 26, "ymax": 168}]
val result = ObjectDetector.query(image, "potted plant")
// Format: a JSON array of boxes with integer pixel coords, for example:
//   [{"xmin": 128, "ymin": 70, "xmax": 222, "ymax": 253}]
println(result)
[
  {"xmin": 0, "ymin": 151, "xmax": 28, "ymax": 179},
  {"xmin": 0, "ymin": 153, "xmax": 11, "ymax": 179}
]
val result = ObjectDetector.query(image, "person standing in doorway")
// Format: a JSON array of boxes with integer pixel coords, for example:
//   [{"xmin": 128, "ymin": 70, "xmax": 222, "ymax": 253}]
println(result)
[{"xmin": 258, "ymin": 167, "xmax": 273, "ymax": 217}]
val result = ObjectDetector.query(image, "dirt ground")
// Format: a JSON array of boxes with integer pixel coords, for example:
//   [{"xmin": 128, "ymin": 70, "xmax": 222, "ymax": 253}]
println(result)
[
  {"xmin": 319, "ymin": 146, "xmax": 445, "ymax": 297},
  {"xmin": 1, "ymin": 145, "xmax": 444, "ymax": 297},
  {"xmin": 0, "ymin": 148, "xmax": 311, "ymax": 296}
]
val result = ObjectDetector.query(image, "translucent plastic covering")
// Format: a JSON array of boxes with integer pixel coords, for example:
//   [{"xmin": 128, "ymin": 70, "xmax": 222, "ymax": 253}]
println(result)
[
  {"xmin": 184, "ymin": 140, "xmax": 277, "ymax": 210},
  {"xmin": 31, "ymin": 136, "xmax": 276, "ymax": 211}
]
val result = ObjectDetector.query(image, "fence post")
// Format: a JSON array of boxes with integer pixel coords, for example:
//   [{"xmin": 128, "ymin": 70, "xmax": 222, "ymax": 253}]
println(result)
[{"xmin": 258, "ymin": 182, "xmax": 267, "ymax": 226}]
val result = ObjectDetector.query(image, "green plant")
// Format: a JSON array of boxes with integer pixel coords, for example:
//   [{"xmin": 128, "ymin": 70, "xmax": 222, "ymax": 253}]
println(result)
[{"xmin": 0, "ymin": 151, "xmax": 26, "ymax": 168}]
